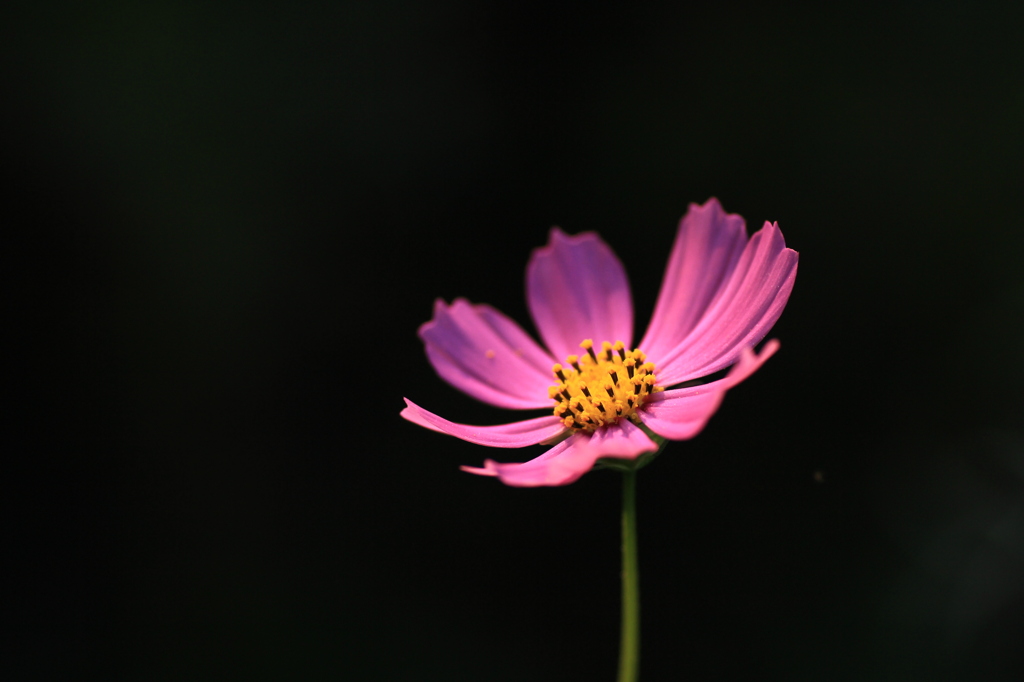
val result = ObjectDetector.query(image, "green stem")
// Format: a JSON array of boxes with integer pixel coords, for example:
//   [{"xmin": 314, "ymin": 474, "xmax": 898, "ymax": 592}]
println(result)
[{"xmin": 617, "ymin": 468, "xmax": 640, "ymax": 682}]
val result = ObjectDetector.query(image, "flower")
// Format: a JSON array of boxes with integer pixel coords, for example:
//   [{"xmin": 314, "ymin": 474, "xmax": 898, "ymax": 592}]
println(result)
[{"xmin": 401, "ymin": 198, "xmax": 798, "ymax": 486}]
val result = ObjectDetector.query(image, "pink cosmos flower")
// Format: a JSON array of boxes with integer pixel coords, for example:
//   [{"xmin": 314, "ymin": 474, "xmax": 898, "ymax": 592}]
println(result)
[{"xmin": 402, "ymin": 198, "xmax": 798, "ymax": 487}]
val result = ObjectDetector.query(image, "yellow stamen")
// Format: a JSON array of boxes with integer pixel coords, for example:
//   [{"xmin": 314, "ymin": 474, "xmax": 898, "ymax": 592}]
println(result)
[{"xmin": 549, "ymin": 339, "xmax": 664, "ymax": 433}]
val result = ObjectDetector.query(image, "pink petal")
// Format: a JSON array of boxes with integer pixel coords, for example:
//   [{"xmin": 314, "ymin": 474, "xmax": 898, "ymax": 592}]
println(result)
[
  {"xmin": 639, "ymin": 341, "xmax": 779, "ymax": 440},
  {"xmin": 653, "ymin": 221, "xmax": 797, "ymax": 386},
  {"xmin": 639, "ymin": 198, "xmax": 749, "ymax": 365},
  {"xmin": 461, "ymin": 436, "xmax": 599, "ymax": 487},
  {"xmin": 584, "ymin": 419, "xmax": 660, "ymax": 461},
  {"xmin": 400, "ymin": 398, "xmax": 566, "ymax": 447},
  {"xmin": 460, "ymin": 420, "xmax": 658, "ymax": 487},
  {"xmin": 526, "ymin": 229, "xmax": 633, "ymax": 363},
  {"xmin": 420, "ymin": 299, "xmax": 556, "ymax": 409}
]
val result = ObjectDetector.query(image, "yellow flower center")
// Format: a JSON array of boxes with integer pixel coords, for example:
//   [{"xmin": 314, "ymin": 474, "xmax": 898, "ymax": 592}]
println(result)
[{"xmin": 548, "ymin": 339, "xmax": 663, "ymax": 432}]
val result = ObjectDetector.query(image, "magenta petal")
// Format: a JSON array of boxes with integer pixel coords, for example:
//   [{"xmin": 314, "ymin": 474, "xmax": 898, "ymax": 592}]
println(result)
[
  {"xmin": 460, "ymin": 420, "xmax": 658, "ymax": 487},
  {"xmin": 420, "ymin": 299, "xmax": 555, "ymax": 409},
  {"xmin": 653, "ymin": 221, "xmax": 797, "ymax": 386},
  {"xmin": 584, "ymin": 419, "xmax": 660, "ymax": 462},
  {"xmin": 460, "ymin": 434, "xmax": 602, "ymax": 487},
  {"xmin": 400, "ymin": 398, "xmax": 566, "ymax": 447},
  {"xmin": 640, "ymin": 198, "xmax": 748, "ymax": 364},
  {"xmin": 526, "ymin": 229, "xmax": 633, "ymax": 362},
  {"xmin": 640, "ymin": 341, "xmax": 779, "ymax": 440}
]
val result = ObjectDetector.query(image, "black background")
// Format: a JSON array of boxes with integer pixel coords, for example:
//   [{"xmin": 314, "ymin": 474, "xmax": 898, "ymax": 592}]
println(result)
[{"xmin": 6, "ymin": 2, "xmax": 1024, "ymax": 680}]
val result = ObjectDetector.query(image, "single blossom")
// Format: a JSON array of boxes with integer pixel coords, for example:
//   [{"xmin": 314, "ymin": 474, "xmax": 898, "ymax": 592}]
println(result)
[{"xmin": 402, "ymin": 198, "xmax": 798, "ymax": 486}]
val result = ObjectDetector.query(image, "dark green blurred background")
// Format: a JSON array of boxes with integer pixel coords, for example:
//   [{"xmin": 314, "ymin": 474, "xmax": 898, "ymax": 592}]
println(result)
[{"xmin": 6, "ymin": 2, "xmax": 1024, "ymax": 680}]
